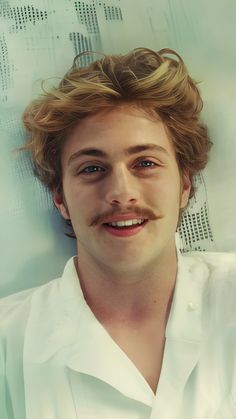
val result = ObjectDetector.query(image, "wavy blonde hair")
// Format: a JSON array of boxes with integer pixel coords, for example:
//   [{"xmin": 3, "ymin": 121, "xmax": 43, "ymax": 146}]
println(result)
[{"xmin": 19, "ymin": 47, "xmax": 212, "ymax": 237}]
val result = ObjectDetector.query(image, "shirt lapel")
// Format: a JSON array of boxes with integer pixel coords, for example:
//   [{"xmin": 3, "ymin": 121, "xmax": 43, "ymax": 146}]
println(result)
[
  {"xmin": 151, "ymin": 250, "xmax": 210, "ymax": 417},
  {"xmin": 24, "ymin": 247, "xmax": 209, "ymax": 417},
  {"xmin": 24, "ymin": 256, "xmax": 154, "ymax": 409}
]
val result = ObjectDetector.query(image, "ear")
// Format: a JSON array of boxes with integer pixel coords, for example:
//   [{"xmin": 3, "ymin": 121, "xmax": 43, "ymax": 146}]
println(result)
[
  {"xmin": 52, "ymin": 190, "xmax": 70, "ymax": 220},
  {"xmin": 180, "ymin": 171, "xmax": 191, "ymax": 209}
]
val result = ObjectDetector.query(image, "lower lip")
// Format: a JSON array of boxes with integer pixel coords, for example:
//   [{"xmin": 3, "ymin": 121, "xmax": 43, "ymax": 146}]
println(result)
[{"xmin": 102, "ymin": 220, "xmax": 148, "ymax": 237}]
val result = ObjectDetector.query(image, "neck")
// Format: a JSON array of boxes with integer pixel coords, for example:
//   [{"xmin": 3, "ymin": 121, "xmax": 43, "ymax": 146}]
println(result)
[{"xmin": 74, "ymin": 246, "xmax": 178, "ymax": 326}]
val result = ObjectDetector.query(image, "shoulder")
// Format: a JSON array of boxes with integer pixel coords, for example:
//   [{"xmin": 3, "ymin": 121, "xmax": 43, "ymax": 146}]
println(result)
[
  {"xmin": 0, "ymin": 287, "xmax": 38, "ymax": 328},
  {"xmin": 0, "ymin": 279, "xmax": 60, "ymax": 340},
  {"xmin": 182, "ymin": 251, "xmax": 236, "ymax": 329},
  {"xmin": 181, "ymin": 250, "xmax": 236, "ymax": 295},
  {"xmin": 0, "ymin": 257, "xmax": 77, "ymax": 343},
  {"xmin": 181, "ymin": 250, "xmax": 236, "ymax": 280}
]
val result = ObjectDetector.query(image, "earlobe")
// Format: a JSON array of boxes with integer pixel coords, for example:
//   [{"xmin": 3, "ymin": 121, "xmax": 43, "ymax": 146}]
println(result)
[
  {"xmin": 52, "ymin": 191, "xmax": 70, "ymax": 220},
  {"xmin": 180, "ymin": 172, "xmax": 191, "ymax": 209}
]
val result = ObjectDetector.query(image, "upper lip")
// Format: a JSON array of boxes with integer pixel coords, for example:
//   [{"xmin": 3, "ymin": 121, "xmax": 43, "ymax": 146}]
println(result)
[{"xmin": 102, "ymin": 214, "xmax": 148, "ymax": 224}]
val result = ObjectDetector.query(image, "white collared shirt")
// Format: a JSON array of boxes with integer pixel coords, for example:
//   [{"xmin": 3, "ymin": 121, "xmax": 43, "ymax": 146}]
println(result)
[{"xmin": 1, "ymin": 249, "xmax": 236, "ymax": 419}]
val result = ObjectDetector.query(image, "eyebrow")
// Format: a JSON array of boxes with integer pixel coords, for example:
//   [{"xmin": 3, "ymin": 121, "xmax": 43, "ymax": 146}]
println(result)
[{"xmin": 67, "ymin": 143, "xmax": 169, "ymax": 166}]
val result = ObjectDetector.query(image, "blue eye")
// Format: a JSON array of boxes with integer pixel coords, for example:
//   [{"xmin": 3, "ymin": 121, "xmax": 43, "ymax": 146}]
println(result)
[
  {"xmin": 79, "ymin": 160, "xmax": 158, "ymax": 176},
  {"xmin": 138, "ymin": 160, "xmax": 156, "ymax": 168},
  {"xmin": 81, "ymin": 165, "xmax": 105, "ymax": 174}
]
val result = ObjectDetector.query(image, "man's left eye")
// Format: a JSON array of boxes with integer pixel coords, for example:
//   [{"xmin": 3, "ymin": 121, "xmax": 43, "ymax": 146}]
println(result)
[{"xmin": 137, "ymin": 160, "xmax": 157, "ymax": 168}]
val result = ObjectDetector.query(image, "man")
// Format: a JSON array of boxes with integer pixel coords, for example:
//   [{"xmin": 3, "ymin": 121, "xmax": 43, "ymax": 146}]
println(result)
[{"xmin": 1, "ymin": 48, "xmax": 236, "ymax": 418}]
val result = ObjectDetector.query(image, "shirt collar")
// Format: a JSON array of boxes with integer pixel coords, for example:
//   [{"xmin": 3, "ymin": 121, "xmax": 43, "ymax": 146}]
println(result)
[
  {"xmin": 166, "ymin": 245, "xmax": 209, "ymax": 342},
  {"xmin": 24, "ymin": 255, "xmax": 154, "ymax": 405},
  {"xmin": 24, "ymin": 235, "xmax": 209, "ymax": 404}
]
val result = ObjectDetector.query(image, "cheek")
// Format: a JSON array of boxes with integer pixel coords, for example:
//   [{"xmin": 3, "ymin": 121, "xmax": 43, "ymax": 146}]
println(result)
[
  {"xmin": 65, "ymin": 184, "xmax": 98, "ymax": 221},
  {"xmin": 145, "ymin": 176, "xmax": 174, "ymax": 197},
  {"xmin": 146, "ymin": 178, "xmax": 181, "ymax": 209}
]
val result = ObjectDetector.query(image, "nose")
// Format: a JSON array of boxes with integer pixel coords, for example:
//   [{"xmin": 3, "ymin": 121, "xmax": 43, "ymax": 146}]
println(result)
[{"xmin": 104, "ymin": 165, "xmax": 140, "ymax": 206}]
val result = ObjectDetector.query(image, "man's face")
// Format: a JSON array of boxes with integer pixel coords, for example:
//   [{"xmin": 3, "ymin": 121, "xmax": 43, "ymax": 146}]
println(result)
[{"xmin": 53, "ymin": 106, "xmax": 190, "ymax": 273}]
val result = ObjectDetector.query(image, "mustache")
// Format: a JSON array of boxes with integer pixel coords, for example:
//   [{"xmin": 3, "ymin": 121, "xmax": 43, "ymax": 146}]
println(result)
[{"xmin": 89, "ymin": 207, "xmax": 160, "ymax": 226}]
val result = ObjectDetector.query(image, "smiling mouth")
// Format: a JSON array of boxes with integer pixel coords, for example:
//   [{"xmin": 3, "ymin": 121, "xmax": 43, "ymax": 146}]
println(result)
[
  {"xmin": 102, "ymin": 220, "xmax": 149, "ymax": 238},
  {"xmin": 103, "ymin": 220, "xmax": 147, "ymax": 229}
]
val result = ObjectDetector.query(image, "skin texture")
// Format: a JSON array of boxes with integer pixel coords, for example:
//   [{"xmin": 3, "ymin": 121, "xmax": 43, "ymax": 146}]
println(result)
[
  {"xmin": 53, "ymin": 105, "xmax": 191, "ymax": 393},
  {"xmin": 53, "ymin": 105, "xmax": 190, "ymax": 292}
]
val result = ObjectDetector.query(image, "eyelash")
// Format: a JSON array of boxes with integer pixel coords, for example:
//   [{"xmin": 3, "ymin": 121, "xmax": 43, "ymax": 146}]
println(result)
[{"xmin": 79, "ymin": 160, "xmax": 160, "ymax": 175}]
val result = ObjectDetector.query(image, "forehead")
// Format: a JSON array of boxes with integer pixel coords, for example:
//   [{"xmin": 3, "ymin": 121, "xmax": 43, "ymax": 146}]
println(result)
[{"xmin": 61, "ymin": 106, "xmax": 175, "ymax": 164}]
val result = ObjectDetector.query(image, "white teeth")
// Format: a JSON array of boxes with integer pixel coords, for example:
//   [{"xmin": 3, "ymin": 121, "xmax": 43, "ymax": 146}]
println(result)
[{"xmin": 108, "ymin": 219, "xmax": 145, "ymax": 227}]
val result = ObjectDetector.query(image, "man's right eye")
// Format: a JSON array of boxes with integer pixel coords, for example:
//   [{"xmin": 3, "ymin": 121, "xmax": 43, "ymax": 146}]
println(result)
[{"xmin": 79, "ymin": 165, "xmax": 105, "ymax": 174}]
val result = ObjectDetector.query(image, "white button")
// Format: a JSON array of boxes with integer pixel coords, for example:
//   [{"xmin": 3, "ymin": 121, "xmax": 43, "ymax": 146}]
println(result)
[{"xmin": 187, "ymin": 302, "xmax": 197, "ymax": 311}]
